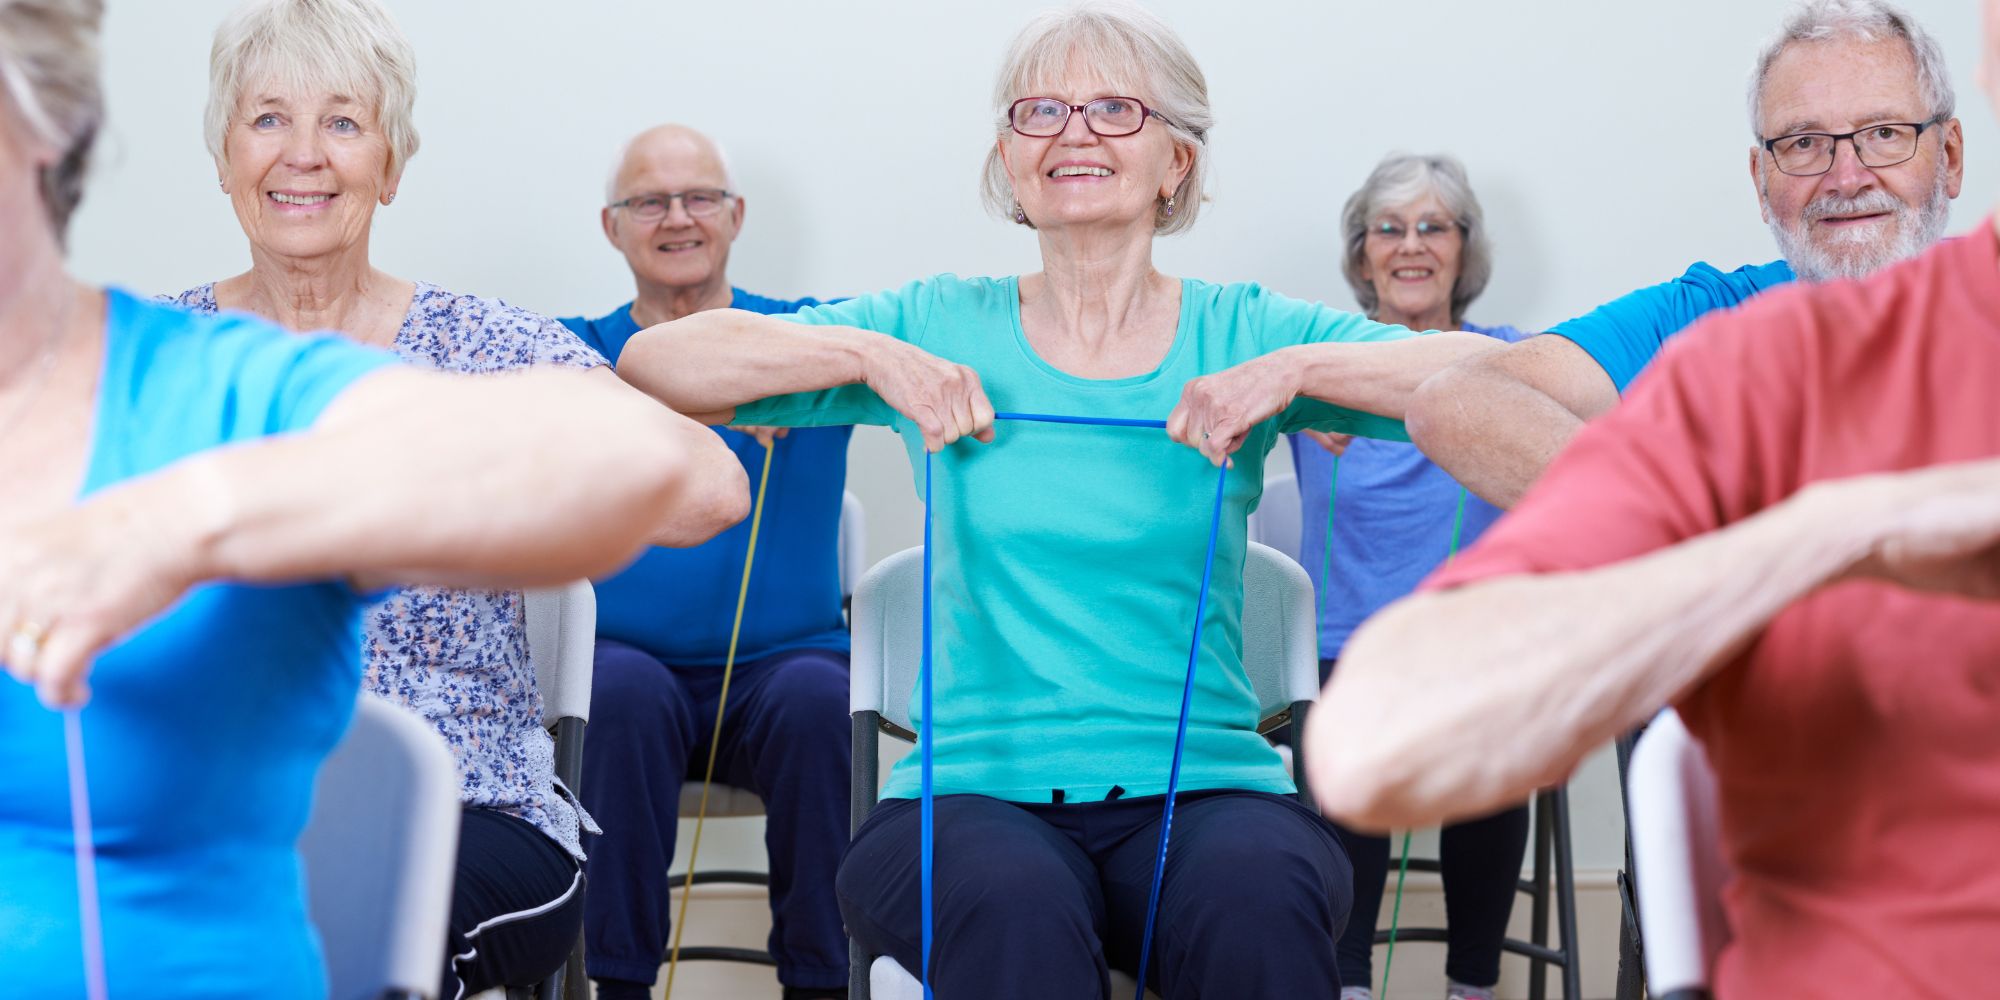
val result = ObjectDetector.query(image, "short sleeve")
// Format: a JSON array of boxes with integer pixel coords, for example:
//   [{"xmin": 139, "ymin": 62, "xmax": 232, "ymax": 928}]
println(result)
[
  {"xmin": 207, "ymin": 313, "xmax": 400, "ymax": 434},
  {"xmin": 1547, "ymin": 261, "xmax": 1793, "ymax": 393},
  {"xmin": 1427, "ymin": 288, "xmax": 1813, "ymax": 591},
  {"xmin": 733, "ymin": 277, "xmax": 940, "ymax": 428},
  {"xmin": 1249, "ymin": 286, "xmax": 1419, "ymax": 440}
]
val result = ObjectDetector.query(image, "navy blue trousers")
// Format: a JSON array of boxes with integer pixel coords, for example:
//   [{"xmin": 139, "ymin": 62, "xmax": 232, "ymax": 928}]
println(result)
[
  {"xmin": 579, "ymin": 640, "xmax": 850, "ymax": 990},
  {"xmin": 838, "ymin": 789, "xmax": 1353, "ymax": 999}
]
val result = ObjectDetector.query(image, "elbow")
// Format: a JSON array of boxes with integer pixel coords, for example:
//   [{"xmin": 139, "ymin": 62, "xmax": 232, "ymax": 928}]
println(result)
[
  {"xmin": 1404, "ymin": 365, "xmax": 1464, "ymax": 457},
  {"xmin": 648, "ymin": 425, "xmax": 750, "ymax": 547}
]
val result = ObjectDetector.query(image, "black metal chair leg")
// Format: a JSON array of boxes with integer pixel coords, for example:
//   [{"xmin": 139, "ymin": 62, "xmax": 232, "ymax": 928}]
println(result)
[
  {"xmin": 1529, "ymin": 788, "xmax": 1553, "ymax": 1000},
  {"xmin": 1551, "ymin": 787, "xmax": 1582, "ymax": 999}
]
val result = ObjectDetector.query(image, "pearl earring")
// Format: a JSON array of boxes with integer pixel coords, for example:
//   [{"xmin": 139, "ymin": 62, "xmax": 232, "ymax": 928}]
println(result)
[
  {"xmin": 385, "ymin": 192, "xmax": 396, "ymax": 204},
  {"xmin": 1162, "ymin": 196, "xmax": 1176, "ymax": 218}
]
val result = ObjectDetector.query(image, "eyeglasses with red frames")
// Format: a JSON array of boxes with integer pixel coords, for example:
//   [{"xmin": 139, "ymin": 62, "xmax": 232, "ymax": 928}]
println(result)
[{"xmin": 1008, "ymin": 96, "xmax": 1177, "ymax": 138}]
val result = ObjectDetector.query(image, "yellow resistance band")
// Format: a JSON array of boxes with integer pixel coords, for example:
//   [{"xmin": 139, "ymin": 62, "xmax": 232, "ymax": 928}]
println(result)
[{"xmin": 663, "ymin": 439, "xmax": 776, "ymax": 997}]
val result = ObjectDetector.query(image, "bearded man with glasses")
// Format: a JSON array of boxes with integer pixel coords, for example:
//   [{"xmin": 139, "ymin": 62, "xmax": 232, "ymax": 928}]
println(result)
[
  {"xmin": 559, "ymin": 123, "xmax": 854, "ymax": 1000},
  {"xmin": 1406, "ymin": 0, "xmax": 1964, "ymax": 510}
]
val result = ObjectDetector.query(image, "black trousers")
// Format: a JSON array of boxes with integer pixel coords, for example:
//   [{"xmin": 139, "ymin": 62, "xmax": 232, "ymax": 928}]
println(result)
[
  {"xmin": 442, "ymin": 807, "xmax": 587, "ymax": 1000},
  {"xmin": 838, "ymin": 789, "xmax": 1353, "ymax": 999}
]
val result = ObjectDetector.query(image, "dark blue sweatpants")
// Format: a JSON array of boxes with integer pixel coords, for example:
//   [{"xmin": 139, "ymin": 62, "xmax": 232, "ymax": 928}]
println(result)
[
  {"xmin": 838, "ymin": 789, "xmax": 1353, "ymax": 999},
  {"xmin": 579, "ymin": 640, "xmax": 850, "ymax": 990}
]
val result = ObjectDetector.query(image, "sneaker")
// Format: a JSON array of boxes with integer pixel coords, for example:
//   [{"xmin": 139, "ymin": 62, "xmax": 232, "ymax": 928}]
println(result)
[
  {"xmin": 1445, "ymin": 983, "xmax": 1496, "ymax": 1000},
  {"xmin": 1340, "ymin": 989, "xmax": 1374, "ymax": 1000}
]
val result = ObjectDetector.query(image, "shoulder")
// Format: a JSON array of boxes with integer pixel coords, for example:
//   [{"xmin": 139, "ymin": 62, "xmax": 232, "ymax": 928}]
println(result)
[
  {"xmin": 407, "ymin": 282, "xmax": 607, "ymax": 372},
  {"xmin": 732, "ymin": 288, "xmax": 831, "ymax": 315},
  {"xmin": 161, "ymin": 282, "xmax": 220, "ymax": 314},
  {"xmin": 1461, "ymin": 321, "xmax": 1530, "ymax": 344},
  {"xmin": 1674, "ymin": 258, "xmax": 1797, "ymax": 301}
]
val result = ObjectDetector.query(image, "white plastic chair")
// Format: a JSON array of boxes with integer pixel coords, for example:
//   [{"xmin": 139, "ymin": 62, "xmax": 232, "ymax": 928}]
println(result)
[
  {"xmin": 1627, "ymin": 710, "xmax": 1731, "ymax": 1000},
  {"xmin": 840, "ymin": 489, "xmax": 868, "ymax": 601},
  {"xmin": 1248, "ymin": 469, "xmax": 1302, "ymax": 565},
  {"xmin": 301, "ymin": 693, "xmax": 462, "ymax": 1000},
  {"xmin": 520, "ymin": 581, "xmax": 598, "ymax": 1000},
  {"xmin": 847, "ymin": 541, "xmax": 1321, "ymax": 999}
]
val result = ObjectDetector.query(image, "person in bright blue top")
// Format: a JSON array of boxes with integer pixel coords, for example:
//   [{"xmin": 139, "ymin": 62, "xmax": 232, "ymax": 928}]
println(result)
[
  {"xmin": 559, "ymin": 123, "xmax": 853, "ymax": 1000},
  {"xmin": 0, "ymin": 9, "xmax": 747, "ymax": 995},
  {"xmin": 1289, "ymin": 153, "xmax": 1532, "ymax": 1000},
  {"xmin": 614, "ymin": 7, "xmax": 1502, "ymax": 997},
  {"xmin": 1407, "ymin": 0, "xmax": 1963, "ymax": 509}
]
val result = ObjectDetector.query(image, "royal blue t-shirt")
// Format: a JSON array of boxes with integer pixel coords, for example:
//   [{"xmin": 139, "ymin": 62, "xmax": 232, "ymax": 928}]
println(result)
[
  {"xmin": 1291, "ymin": 322, "xmax": 1526, "ymax": 660},
  {"xmin": 0, "ymin": 289, "xmax": 396, "ymax": 998},
  {"xmin": 1548, "ymin": 259, "xmax": 1796, "ymax": 391},
  {"xmin": 561, "ymin": 289, "xmax": 852, "ymax": 667}
]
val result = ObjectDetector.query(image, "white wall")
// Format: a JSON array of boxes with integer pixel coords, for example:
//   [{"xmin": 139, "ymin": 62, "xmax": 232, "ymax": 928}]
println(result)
[{"xmin": 73, "ymin": 0, "xmax": 1994, "ymax": 889}]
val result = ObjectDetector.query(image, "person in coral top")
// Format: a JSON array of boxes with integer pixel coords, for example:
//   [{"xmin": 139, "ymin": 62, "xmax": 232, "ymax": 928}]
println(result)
[{"xmin": 1306, "ymin": 4, "xmax": 2000, "ymax": 996}]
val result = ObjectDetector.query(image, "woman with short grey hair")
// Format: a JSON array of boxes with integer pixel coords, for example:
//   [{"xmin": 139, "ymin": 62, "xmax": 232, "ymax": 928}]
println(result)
[
  {"xmin": 172, "ymin": 0, "xmax": 677, "ymax": 995},
  {"xmin": 1299, "ymin": 151, "xmax": 1529, "ymax": 1000},
  {"xmin": 0, "ymin": 1, "xmax": 743, "ymax": 997},
  {"xmin": 618, "ymin": 3, "xmax": 1501, "ymax": 995}
]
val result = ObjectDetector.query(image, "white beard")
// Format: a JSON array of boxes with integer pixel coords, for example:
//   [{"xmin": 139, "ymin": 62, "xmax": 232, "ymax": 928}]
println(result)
[{"xmin": 1766, "ymin": 164, "xmax": 1951, "ymax": 283}]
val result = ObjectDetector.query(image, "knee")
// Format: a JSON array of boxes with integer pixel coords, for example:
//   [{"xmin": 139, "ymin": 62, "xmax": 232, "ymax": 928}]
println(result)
[
  {"xmin": 589, "ymin": 641, "xmax": 691, "ymax": 731},
  {"xmin": 761, "ymin": 652, "xmax": 852, "ymax": 732},
  {"xmin": 1172, "ymin": 814, "xmax": 1350, "ymax": 942}
]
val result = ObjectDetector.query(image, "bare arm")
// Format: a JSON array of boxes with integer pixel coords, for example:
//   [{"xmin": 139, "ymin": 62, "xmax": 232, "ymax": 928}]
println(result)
[
  {"xmin": 1405, "ymin": 335, "xmax": 1620, "ymax": 508},
  {"xmin": 1168, "ymin": 331, "xmax": 1504, "ymax": 465},
  {"xmin": 617, "ymin": 308, "xmax": 993, "ymax": 451},
  {"xmin": 578, "ymin": 365, "xmax": 748, "ymax": 548},
  {"xmin": 1307, "ymin": 458, "xmax": 2000, "ymax": 830},
  {"xmin": 1, "ymin": 365, "xmax": 749, "ymax": 705}
]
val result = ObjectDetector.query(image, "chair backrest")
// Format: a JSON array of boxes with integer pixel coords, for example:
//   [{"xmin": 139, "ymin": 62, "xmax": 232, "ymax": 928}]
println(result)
[
  {"xmin": 850, "ymin": 542, "xmax": 1318, "ymax": 736},
  {"xmin": 1628, "ymin": 709, "xmax": 1733, "ymax": 999},
  {"xmin": 300, "ymin": 694, "xmax": 462, "ymax": 1000},
  {"xmin": 840, "ymin": 489, "xmax": 868, "ymax": 600},
  {"xmin": 526, "ymin": 581, "xmax": 597, "ymax": 726},
  {"xmin": 1248, "ymin": 470, "xmax": 1302, "ymax": 566}
]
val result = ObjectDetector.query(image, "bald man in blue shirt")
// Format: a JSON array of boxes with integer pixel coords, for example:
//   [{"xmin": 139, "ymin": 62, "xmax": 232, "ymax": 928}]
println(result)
[{"xmin": 562, "ymin": 124, "xmax": 851, "ymax": 1000}]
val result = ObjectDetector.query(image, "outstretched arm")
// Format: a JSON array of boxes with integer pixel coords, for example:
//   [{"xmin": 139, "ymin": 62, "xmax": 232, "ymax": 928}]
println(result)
[
  {"xmin": 617, "ymin": 308, "xmax": 994, "ymax": 452},
  {"xmin": 1308, "ymin": 458, "xmax": 2000, "ymax": 830},
  {"xmin": 1406, "ymin": 336, "xmax": 1621, "ymax": 508},
  {"xmin": 1168, "ymin": 331, "xmax": 1504, "ymax": 465},
  {"xmin": 1, "ymin": 365, "xmax": 748, "ymax": 706}
]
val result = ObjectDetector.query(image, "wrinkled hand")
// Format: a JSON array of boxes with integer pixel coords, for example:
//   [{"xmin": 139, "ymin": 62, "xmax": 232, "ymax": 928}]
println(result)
[
  {"xmin": 862, "ymin": 336, "xmax": 995, "ymax": 452},
  {"xmin": 738, "ymin": 425, "xmax": 790, "ymax": 448},
  {"xmin": 1844, "ymin": 458, "xmax": 2000, "ymax": 600},
  {"xmin": 1303, "ymin": 430, "xmax": 1354, "ymax": 457},
  {"xmin": 1167, "ymin": 353, "xmax": 1301, "ymax": 466},
  {"xmin": 0, "ymin": 484, "xmax": 204, "ymax": 708}
]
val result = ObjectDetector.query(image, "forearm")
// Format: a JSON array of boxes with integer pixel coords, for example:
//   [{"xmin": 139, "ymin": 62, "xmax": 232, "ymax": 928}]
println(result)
[
  {"xmin": 1407, "ymin": 368, "xmax": 1585, "ymax": 508},
  {"xmin": 1312, "ymin": 481, "xmax": 1869, "ymax": 829},
  {"xmin": 617, "ymin": 308, "xmax": 877, "ymax": 422},
  {"xmin": 1286, "ymin": 332, "xmax": 1503, "ymax": 420},
  {"xmin": 163, "ymin": 368, "xmax": 747, "ymax": 589}
]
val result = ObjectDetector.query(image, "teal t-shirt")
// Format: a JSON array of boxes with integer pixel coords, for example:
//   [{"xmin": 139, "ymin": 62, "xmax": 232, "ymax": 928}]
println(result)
[{"xmin": 737, "ymin": 274, "xmax": 1417, "ymax": 802}]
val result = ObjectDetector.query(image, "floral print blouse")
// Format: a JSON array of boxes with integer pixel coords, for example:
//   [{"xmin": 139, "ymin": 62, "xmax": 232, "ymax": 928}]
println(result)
[{"xmin": 172, "ymin": 280, "xmax": 605, "ymax": 860}]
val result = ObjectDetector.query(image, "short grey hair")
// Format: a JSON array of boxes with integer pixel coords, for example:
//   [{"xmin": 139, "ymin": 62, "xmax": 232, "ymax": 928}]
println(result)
[
  {"xmin": 1340, "ymin": 153, "xmax": 1494, "ymax": 326},
  {"xmin": 205, "ymin": 0, "xmax": 420, "ymax": 180},
  {"xmin": 979, "ymin": 0, "xmax": 1212, "ymax": 236},
  {"xmin": 1747, "ymin": 0, "xmax": 1953, "ymax": 138},
  {"xmin": 602, "ymin": 126, "xmax": 737, "ymax": 205},
  {"xmin": 0, "ymin": 0, "xmax": 104, "ymax": 243}
]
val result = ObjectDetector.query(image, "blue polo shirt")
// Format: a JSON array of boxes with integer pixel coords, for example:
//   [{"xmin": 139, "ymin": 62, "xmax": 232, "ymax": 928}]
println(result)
[
  {"xmin": 561, "ymin": 289, "xmax": 852, "ymax": 667},
  {"xmin": 1548, "ymin": 259, "xmax": 1796, "ymax": 391}
]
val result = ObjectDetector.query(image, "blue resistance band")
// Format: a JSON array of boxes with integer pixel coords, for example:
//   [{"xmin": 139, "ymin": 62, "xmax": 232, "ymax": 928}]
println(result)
[{"xmin": 918, "ymin": 411, "xmax": 1229, "ymax": 1000}]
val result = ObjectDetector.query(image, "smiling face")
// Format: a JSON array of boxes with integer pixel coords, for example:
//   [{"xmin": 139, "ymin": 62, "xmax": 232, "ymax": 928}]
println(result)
[
  {"xmin": 220, "ymin": 80, "xmax": 395, "ymax": 264},
  {"xmin": 997, "ymin": 68, "xmax": 1191, "ymax": 235},
  {"xmin": 1359, "ymin": 191, "xmax": 1463, "ymax": 329},
  {"xmin": 1752, "ymin": 35, "xmax": 1963, "ymax": 282},
  {"xmin": 601, "ymin": 126, "xmax": 741, "ymax": 294}
]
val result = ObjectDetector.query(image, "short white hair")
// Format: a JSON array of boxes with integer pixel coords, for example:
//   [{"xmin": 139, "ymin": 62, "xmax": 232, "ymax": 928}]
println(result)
[
  {"xmin": 0, "ymin": 0, "xmax": 104, "ymax": 242},
  {"xmin": 1747, "ymin": 0, "xmax": 1953, "ymax": 137},
  {"xmin": 602, "ymin": 126, "xmax": 737, "ymax": 205},
  {"xmin": 979, "ymin": 0, "xmax": 1212, "ymax": 236},
  {"xmin": 205, "ymin": 0, "xmax": 420, "ymax": 179}
]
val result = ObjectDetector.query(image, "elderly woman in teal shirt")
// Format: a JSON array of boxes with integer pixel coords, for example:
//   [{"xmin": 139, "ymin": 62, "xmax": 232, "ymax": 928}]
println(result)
[{"xmin": 618, "ymin": 4, "xmax": 1497, "ymax": 996}]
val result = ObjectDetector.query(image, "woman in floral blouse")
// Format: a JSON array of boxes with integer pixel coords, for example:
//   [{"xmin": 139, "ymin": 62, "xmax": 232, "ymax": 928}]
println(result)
[{"xmin": 172, "ymin": 1, "xmax": 695, "ymax": 995}]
